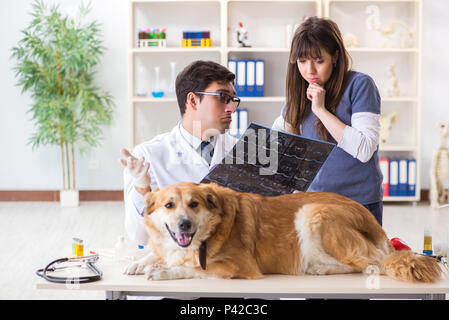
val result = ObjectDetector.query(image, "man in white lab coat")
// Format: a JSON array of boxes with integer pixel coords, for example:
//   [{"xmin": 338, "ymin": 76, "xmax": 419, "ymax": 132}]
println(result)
[{"xmin": 120, "ymin": 61, "xmax": 240, "ymax": 245}]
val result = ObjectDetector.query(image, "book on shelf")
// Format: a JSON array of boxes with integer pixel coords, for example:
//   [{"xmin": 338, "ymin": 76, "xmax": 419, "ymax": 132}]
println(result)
[
  {"xmin": 379, "ymin": 158, "xmax": 389, "ymax": 197},
  {"xmin": 229, "ymin": 109, "xmax": 248, "ymax": 138}
]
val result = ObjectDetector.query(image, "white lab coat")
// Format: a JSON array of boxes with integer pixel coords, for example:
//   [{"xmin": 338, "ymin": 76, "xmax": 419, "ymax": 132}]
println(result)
[{"xmin": 124, "ymin": 122, "xmax": 237, "ymax": 245}]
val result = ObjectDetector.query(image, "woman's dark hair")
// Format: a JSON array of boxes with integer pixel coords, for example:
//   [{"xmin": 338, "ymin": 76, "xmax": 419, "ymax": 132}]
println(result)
[
  {"xmin": 285, "ymin": 16, "xmax": 351, "ymax": 141},
  {"xmin": 176, "ymin": 60, "xmax": 235, "ymax": 116}
]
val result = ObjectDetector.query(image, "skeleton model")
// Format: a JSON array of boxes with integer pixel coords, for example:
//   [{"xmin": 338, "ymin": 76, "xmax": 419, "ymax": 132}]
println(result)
[
  {"xmin": 343, "ymin": 33, "xmax": 360, "ymax": 48},
  {"xmin": 365, "ymin": 5, "xmax": 414, "ymax": 48},
  {"xmin": 379, "ymin": 111, "xmax": 398, "ymax": 144},
  {"xmin": 430, "ymin": 122, "xmax": 449, "ymax": 209},
  {"xmin": 387, "ymin": 64, "xmax": 400, "ymax": 97}
]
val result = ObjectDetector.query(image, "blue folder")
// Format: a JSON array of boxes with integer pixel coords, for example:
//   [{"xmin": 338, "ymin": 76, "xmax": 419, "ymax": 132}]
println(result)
[
  {"xmin": 255, "ymin": 60, "xmax": 264, "ymax": 97},
  {"xmin": 398, "ymin": 159, "xmax": 408, "ymax": 196},
  {"xmin": 236, "ymin": 60, "xmax": 246, "ymax": 97},
  {"xmin": 246, "ymin": 60, "xmax": 256, "ymax": 97},
  {"xmin": 407, "ymin": 159, "xmax": 416, "ymax": 196},
  {"xmin": 389, "ymin": 159, "xmax": 399, "ymax": 196}
]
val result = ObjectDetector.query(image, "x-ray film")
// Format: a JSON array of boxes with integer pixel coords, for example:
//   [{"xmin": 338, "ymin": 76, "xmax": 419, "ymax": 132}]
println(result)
[{"xmin": 201, "ymin": 122, "xmax": 335, "ymax": 196}]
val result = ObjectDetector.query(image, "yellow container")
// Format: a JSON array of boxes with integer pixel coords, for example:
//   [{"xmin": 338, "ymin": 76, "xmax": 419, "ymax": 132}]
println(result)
[
  {"xmin": 422, "ymin": 224, "xmax": 433, "ymax": 255},
  {"xmin": 72, "ymin": 238, "xmax": 84, "ymax": 257},
  {"xmin": 75, "ymin": 242, "xmax": 84, "ymax": 256},
  {"xmin": 423, "ymin": 236, "xmax": 432, "ymax": 252}
]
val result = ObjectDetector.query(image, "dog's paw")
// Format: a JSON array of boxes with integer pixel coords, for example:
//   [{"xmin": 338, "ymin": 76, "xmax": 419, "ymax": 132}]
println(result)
[
  {"xmin": 145, "ymin": 264, "xmax": 171, "ymax": 280},
  {"xmin": 123, "ymin": 261, "xmax": 149, "ymax": 275}
]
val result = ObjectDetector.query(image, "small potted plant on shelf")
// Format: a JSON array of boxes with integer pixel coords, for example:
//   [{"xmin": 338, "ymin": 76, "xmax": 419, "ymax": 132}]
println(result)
[{"xmin": 11, "ymin": 0, "xmax": 114, "ymax": 206}]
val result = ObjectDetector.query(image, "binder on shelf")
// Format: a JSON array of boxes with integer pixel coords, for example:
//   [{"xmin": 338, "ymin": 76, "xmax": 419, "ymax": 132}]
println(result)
[
  {"xmin": 379, "ymin": 158, "xmax": 390, "ymax": 197},
  {"xmin": 398, "ymin": 159, "xmax": 408, "ymax": 196},
  {"xmin": 228, "ymin": 59, "xmax": 237, "ymax": 78},
  {"xmin": 229, "ymin": 110, "xmax": 238, "ymax": 137},
  {"xmin": 255, "ymin": 60, "xmax": 265, "ymax": 97},
  {"xmin": 236, "ymin": 60, "xmax": 247, "ymax": 97},
  {"xmin": 389, "ymin": 159, "xmax": 399, "ymax": 196},
  {"xmin": 238, "ymin": 109, "xmax": 248, "ymax": 137},
  {"xmin": 407, "ymin": 159, "xmax": 416, "ymax": 196},
  {"xmin": 246, "ymin": 60, "xmax": 256, "ymax": 97}
]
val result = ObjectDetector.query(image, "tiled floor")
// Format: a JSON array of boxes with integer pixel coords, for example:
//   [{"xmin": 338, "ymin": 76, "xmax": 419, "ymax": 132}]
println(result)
[{"xmin": 0, "ymin": 201, "xmax": 448, "ymax": 300}]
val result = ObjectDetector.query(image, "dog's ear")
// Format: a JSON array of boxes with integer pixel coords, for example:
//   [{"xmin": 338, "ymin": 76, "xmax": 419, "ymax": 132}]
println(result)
[
  {"xmin": 144, "ymin": 191, "xmax": 156, "ymax": 216},
  {"xmin": 206, "ymin": 192, "xmax": 225, "ymax": 216},
  {"xmin": 206, "ymin": 193, "xmax": 218, "ymax": 209},
  {"xmin": 202, "ymin": 185, "xmax": 225, "ymax": 216}
]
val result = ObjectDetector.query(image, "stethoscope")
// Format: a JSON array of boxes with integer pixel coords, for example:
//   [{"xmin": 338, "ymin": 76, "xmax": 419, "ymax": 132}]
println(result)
[{"xmin": 36, "ymin": 254, "xmax": 102, "ymax": 284}]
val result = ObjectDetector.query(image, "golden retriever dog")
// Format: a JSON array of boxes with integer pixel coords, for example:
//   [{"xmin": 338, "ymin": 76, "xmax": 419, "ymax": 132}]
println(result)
[{"xmin": 123, "ymin": 182, "xmax": 443, "ymax": 283}]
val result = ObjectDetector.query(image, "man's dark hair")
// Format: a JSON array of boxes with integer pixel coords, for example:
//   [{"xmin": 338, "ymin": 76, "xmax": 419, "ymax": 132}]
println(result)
[{"xmin": 176, "ymin": 60, "xmax": 235, "ymax": 116}]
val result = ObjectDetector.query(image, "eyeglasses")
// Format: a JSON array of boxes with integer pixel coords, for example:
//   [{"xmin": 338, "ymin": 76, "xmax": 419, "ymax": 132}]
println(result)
[{"xmin": 195, "ymin": 92, "xmax": 241, "ymax": 109}]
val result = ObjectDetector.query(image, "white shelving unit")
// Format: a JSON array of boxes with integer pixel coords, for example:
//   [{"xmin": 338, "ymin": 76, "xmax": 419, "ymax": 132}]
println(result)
[
  {"xmin": 128, "ymin": 0, "xmax": 422, "ymax": 202},
  {"xmin": 128, "ymin": 0, "xmax": 320, "ymax": 148},
  {"xmin": 323, "ymin": 0, "xmax": 422, "ymax": 202}
]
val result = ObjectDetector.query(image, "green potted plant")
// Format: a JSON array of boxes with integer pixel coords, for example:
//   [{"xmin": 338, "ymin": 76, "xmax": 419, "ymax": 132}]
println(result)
[{"xmin": 11, "ymin": 0, "xmax": 114, "ymax": 206}]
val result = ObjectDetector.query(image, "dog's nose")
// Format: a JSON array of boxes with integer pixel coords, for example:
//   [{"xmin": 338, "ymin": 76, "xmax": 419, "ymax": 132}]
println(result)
[{"xmin": 178, "ymin": 219, "xmax": 192, "ymax": 232}]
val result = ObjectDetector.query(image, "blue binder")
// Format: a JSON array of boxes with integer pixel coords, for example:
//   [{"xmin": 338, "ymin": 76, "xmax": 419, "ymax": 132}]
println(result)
[
  {"xmin": 229, "ymin": 110, "xmax": 238, "ymax": 137},
  {"xmin": 236, "ymin": 60, "xmax": 247, "ymax": 97},
  {"xmin": 238, "ymin": 109, "xmax": 248, "ymax": 137},
  {"xmin": 255, "ymin": 60, "xmax": 264, "ymax": 97},
  {"xmin": 398, "ymin": 159, "xmax": 408, "ymax": 196},
  {"xmin": 246, "ymin": 60, "xmax": 256, "ymax": 97},
  {"xmin": 389, "ymin": 159, "xmax": 399, "ymax": 196},
  {"xmin": 407, "ymin": 159, "xmax": 416, "ymax": 196},
  {"xmin": 228, "ymin": 59, "xmax": 237, "ymax": 78}
]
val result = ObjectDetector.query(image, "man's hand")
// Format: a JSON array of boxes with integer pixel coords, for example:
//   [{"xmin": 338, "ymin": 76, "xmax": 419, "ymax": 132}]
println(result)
[{"xmin": 119, "ymin": 148, "xmax": 151, "ymax": 192}]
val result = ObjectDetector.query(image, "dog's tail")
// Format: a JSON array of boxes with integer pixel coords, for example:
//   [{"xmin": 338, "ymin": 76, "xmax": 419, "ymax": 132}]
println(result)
[{"xmin": 382, "ymin": 250, "xmax": 444, "ymax": 283}]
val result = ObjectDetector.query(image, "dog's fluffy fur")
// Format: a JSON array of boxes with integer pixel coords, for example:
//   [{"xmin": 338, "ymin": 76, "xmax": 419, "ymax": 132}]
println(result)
[{"xmin": 124, "ymin": 182, "xmax": 443, "ymax": 283}]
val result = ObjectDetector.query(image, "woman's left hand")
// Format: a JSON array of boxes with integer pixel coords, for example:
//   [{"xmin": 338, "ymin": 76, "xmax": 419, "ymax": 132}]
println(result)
[{"xmin": 306, "ymin": 83, "xmax": 326, "ymax": 116}]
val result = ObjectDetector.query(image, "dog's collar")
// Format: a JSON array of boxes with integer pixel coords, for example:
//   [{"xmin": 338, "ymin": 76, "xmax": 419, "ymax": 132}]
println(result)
[{"xmin": 199, "ymin": 241, "xmax": 207, "ymax": 270}]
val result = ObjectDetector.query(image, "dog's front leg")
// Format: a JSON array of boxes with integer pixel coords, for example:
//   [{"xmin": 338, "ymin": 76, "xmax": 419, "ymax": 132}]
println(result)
[
  {"xmin": 123, "ymin": 253, "xmax": 159, "ymax": 275},
  {"xmin": 147, "ymin": 265, "xmax": 203, "ymax": 280}
]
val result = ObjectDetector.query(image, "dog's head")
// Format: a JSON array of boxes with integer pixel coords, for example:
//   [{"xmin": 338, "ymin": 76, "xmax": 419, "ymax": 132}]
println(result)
[{"xmin": 143, "ymin": 182, "xmax": 228, "ymax": 250}]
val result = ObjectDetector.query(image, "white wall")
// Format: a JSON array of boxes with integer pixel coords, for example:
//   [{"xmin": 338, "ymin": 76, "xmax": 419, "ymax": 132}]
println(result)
[
  {"xmin": 421, "ymin": 0, "xmax": 449, "ymax": 189},
  {"xmin": 0, "ymin": 0, "xmax": 128, "ymax": 190},
  {"xmin": 0, "ymin": 0, "xmax": 448, "ymax": 191}
]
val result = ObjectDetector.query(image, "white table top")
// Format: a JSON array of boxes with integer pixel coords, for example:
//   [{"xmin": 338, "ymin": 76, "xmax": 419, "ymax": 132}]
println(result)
[{"xmin": 36, "ymin": 248, "xmax": 449, "ymax": 297}]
